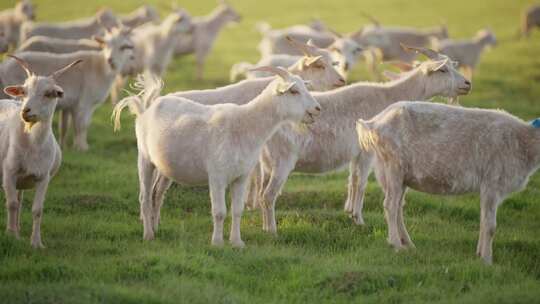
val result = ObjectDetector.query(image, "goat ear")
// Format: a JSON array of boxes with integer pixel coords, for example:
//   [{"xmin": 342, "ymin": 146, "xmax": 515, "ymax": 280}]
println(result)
[
  {"xmin": 4, "ymin": 86, "xmax": 25, "ymax": 98},
  {"xmin": 303, "ymin": 55, "xmax": 323, "ymax": 68},
  {"xmin": 423, "ymin": 59, "xmax": 448, "ymax": 74},
  {"xmin": 54, "ymin": 85, "xmax": 64, "ymax": 98},
  {"xmin": 382, "ymin": 70, "xmax": 401, "ymax": 80},
  {"xmin": 276, "ymin": 81, "xmax": 295, "ymax": 95}
]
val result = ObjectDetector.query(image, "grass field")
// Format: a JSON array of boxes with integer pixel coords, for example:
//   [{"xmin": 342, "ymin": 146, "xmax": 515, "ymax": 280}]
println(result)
[{"xmin": 1, "ymin": 0, "xmax": 540, "ymax": 303}]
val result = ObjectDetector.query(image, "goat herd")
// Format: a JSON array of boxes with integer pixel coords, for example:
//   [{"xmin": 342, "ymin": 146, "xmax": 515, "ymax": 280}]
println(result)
[{"xmin": 0, "ymin": 0, "xmax": 539, "ymax": 266}]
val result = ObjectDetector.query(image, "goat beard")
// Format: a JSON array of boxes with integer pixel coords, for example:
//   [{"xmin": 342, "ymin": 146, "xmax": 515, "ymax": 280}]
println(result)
[{"xmin": 24, "ymin": 121, "xmax": 35, "ymax": 133}]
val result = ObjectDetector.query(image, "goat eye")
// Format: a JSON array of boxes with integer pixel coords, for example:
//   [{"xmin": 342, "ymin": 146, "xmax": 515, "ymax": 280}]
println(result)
[
  {"xmin": 120, "ymin": 45, "xmax": 133, "ymax": 51},
  {"xmin": 332, "ymin": 61, "xmax": 340, "ymax": 66},
  {"xmin": 290, "ymin": 89, "xmax": 299, "ymax": 94}
]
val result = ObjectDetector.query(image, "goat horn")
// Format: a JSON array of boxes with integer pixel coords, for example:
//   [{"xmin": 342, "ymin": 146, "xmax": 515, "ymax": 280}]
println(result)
[
  {"xmin": 400, "ymin": 43, "xmax": 440, "ymax": 59},
  {"xmin": 249, "ymin": 66, "xmax": 290, "ymax": 80},
  {"xmin": 7, "ymin": 55, "xmax": 34, "ymax": 78},
  {"xmin": 50, "ymin": 59, "xmax": 83, "ymax": 80},
  {"xmin": 286, "ymin": 36, "xmax": 315, "ymax": 56}
]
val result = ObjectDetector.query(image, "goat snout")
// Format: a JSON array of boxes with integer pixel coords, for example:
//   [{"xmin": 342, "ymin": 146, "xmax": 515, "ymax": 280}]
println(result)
[
  {"xmin": 335, "ymin": 77, "xmax": 346, "ymax": 87},
  {"xmin": 21, "ymin": 108, "xmax": 36, "ymax": 122},
  {"xmin": 459, "ymin": 79, "xmax": 472, "ymax": 95}
]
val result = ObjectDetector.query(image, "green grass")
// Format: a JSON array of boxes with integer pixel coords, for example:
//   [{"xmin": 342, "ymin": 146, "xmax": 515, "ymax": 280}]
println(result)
[{"xmin": 1, "ymin": 0, "xmax": 540, "ymax": 303}]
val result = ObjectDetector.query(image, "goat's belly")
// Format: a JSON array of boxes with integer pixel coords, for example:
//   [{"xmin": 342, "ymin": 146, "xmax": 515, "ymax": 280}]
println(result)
[
  {"xmin": 154, "ymin": 157, "xmax": 208, "ymax": 186},
  {"xmin": 405, "ymin": 175, "xmax": 477, "ymax": 195}
]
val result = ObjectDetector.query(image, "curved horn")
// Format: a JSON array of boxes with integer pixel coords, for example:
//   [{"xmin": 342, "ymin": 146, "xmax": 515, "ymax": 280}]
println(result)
[
  {"xmin": 326, "ymin": 27, "xmax": 343, "ymax": 38},
  {"xmin": 358, "ymin": 11, "xmax": 380, "ymax": 27},
  {"xmin": 7, "ymin": 55, "xmax": 33, "ymax": 78},
  {"xmin": 286, "ymin": 36, "xmax": 315, "ymax": 56},
  {"xmin": 249, "ymin": 66, "xmax": 289, "ymax": 80},
  {"xmin": 400, "ymin": 43, "xmax": 439, "ymax": 59},
  {"xmin": 50, "ymin": 59, "xmax": 83, "ymax": 80}
]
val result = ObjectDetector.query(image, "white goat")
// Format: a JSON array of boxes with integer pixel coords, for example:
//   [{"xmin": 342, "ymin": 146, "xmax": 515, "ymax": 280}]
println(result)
[
  {"xmin": 174, "ymin": 1, "xmax": 241, "ymax": 79},
  {"xmin": 112, "ymin": 68, "xmax": 321, "ymax": 247},
  {"xmin": 17, "ymin": 36, "xmax": 101, "ymax": 53},
  {"xmin": 19, "ymin": 8, "xmax": 119, "ymax": 42},
  {"xmin": 0, "ymin": 0, "xmax": 35, "ymax": 48},
  {"xmin": 109, "ymin": 9, "xmax": 192, "ymax": 104},
  {"xmin": 230, "ymin": 37, "xmax": 344, "ymax": 83},
  {"xmin": 257, "ymin": 23, "xmax": 363, "ymax": 77},
  {"xmin": 1, "ymin": 55, "xmax": 80, "ymax": 248},
  {"xmin": 121, "ymin": 5, "xmax": 160, "ymax": 28},
  {"xmin": 357, "ymin": 101, "xmax": 540, "ymax": 264},
  {"xmin": 432, "ymin": 29, "xmax": 497, "ymax": 80},
  {"xmin": 254, "ymin": 46, "xmax": 471, "ymax": 233},
  {"xmin": 1, "ymin": 26, "xmax": 134, "ymax": 151},
  {"xmin": 521, "ymin": 4, "xmax": 540, "ymax": 38}
]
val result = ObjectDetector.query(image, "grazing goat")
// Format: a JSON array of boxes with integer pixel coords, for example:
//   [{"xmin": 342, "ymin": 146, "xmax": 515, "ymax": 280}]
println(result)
[
  {"xmin": 1, "ymin": 55, "xmax": 80, "ymax": 248},
  {"xmin": 121, "ymin": 5, "xmax": 160, "ymax": 28},
  {"xmin": 0, "ymin": 0, "xmax": 35, "ymax": 48},
  {"xmin": 109, "ymin": 9, "xmax": 192, "ymax": 104},
  {"xmin": 1, "ymin": 26, "xmax": 134, "ymax": 151},
  {"xmin": 432, "ymin": 29, "xmax": 497, "ymax": 80},
  {"xmin": 174, "ymin": 1, "xmax": 241, "ymax": 79},
  {"xmin": 357, "ymin": 101, "xmax": 540, "ymax": 264},
  {"xmin": 17, "ymin": 36, "xmax": 101, "ymax": 53},
  {"xmin": 19, "ymin": 8, "xmax": 119, "ymax": 42},
  {"xmin": 253, "ymin": 46, "xmax": 471, "ymax": 233},
  {"xmin": 112, "ymin": 68, "xmax": 321, "ymax": 247},
  {"xmin": 521, "ymin": 4, "xmax": 540, "ymax": 38}
]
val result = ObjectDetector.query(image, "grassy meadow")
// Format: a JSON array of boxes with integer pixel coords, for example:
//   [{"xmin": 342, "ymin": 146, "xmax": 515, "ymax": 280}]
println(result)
[{"xmin": 1, "ymin": 0, "xmax": 540, "ymax": 303}]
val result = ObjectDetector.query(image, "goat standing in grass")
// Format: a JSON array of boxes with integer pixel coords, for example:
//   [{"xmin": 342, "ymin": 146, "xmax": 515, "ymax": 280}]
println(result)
[
  {"xmin": 113, "ymin": 68, "xmax": 321, "ymax": 247},
  {"xmin": 174, "ymin": 1, "xmax": 241, "ymax": 79},
  {"xmin": 357, "ymin": 101, "xmax": 540, "ymax": 264},
  {"xmin": 1, "ymin": 55, "xmax": 81, "ymax": 248},
  {"xmin": 253, "ymin": 46, "xmax": 471, "ymax": 233},
  {"xmin": 432, "ymin": 29, "xmax": 497, "ymax": 80}
]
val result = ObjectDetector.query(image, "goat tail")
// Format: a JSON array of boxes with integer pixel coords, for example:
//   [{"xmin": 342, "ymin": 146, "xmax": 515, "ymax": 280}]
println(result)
[
  {"xmin": 256, "ymin": 22, "xmax": 271, "ymax": 36},
  {"xmin": 112, "ymin": 72, "xmax": 164, "ymax": 132},
  {"xmin": 356, "ymin": 119, "xmax": 378, "ymax": 153}
]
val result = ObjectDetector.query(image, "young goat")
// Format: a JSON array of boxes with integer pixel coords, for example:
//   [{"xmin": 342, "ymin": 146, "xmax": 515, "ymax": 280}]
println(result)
[
  {"xmin": 19, "ymin": 8, "xmax": 119, "ymax": 42},
  {"xmin": 432, "ymin": 29, "xmax": 497, "ymax": 80},
  {"xmin": 357, "ymin": 101, "xmax": 540, "ymax": 264},
  {"xmin": 120, "ymin": 5, "xmax": 160, "ymax": 28},
  {"xmin": 1, "ymin": 55, "xmax": 81, "ymax": 248},
  {"xmin": 112, "ymin": 68, "xmax": 321, "ymax": 247},
  {"xmin": 174, "ymin": 1, "xmax": 241, "ymax": 79},
  {"xmin": 1, "ymin": 26, "xmax": 134, "ymax": 151},
  {"xmin": 0, "ymin": 0, "xmax": 35, "ymax": 48},
  {"xmin": 253, "ymin": 46, "xmax": 471, "ymax": 233}
]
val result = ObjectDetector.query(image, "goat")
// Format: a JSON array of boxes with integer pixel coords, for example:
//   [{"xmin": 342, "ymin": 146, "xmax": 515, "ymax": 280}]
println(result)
[
  {"xmin": 112, "ymin": 68, "xmax": 321, "ymax": 247},
  {"xmin": 1, "ymin": 55, "xmax": 80, "ymax": 248},
  {"xmin": 357, "ymin": 101, "xmax": 540, "ymax": 264}
]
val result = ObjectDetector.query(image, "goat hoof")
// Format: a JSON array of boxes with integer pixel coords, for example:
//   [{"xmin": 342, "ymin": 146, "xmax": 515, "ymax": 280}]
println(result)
[
  {"xmin": 211, "ymin": 239, "xmax": 225, "ymax": 247},
  {"xmin": 143, "ymin": 232, "xmax": 155, "ymax": 241},
  {"xmin": 351, "ymin": 214, "xmax": 365, "ymax": 226},
  {"xmin": 230, "ymin": 239, "xmax": 245, "ymax": 248},
  {"xmin": 31, "ymin": 241, "xmax": 45, "ymax": 249},
  {"xmin": 6, "ymin": 229, "xmax": 20, "ymax": 239}
]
